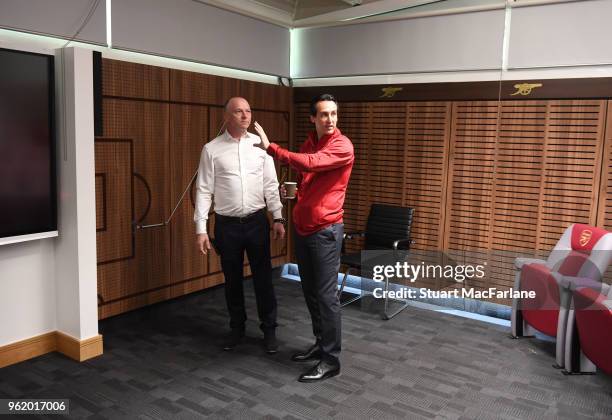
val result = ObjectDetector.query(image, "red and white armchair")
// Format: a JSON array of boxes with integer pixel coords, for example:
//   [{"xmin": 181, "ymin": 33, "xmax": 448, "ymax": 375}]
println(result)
[
  {"xmin": 511, "ymin": 224, "xmax": 612, "ymax": 370},
  {"xmin": 563, "ymin": 282, "xmax": 612, "ymax": 374}
]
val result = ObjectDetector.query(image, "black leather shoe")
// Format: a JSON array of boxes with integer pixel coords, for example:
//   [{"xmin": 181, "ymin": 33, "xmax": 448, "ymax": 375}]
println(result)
[
  {"xmin": 298, "ymin": 360, "xmax": 340, "ymax": 383},
  {"xmin": 291, "ymin": 342, "xmax": 321, "ymax": 362},
  {"xmin": 263, "ymin": 331, "xmax": 278, "ymax": 354},
  {"xmin": 223, "ymin": 329, "xmax": 244, "ymax": 351}
]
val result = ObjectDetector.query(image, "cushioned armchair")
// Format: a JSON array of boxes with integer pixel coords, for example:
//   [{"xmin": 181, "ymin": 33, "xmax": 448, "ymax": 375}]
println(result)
[
  {"xmin": 561, "ymin": 281, "xmax": 612, "ymax": 374},
  {"xmin": 511, "ymin": 223, "xmax": 612, "ymax": 370},
  {"xmin": 338, "ymin": 204, "xmax": 415, "ymax": 319}
]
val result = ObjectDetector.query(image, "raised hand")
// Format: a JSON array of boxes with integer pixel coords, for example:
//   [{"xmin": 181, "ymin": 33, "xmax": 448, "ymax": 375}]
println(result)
[{"xmin": 253, "ymin": 121, "xmax": 270, "ymax": 150}]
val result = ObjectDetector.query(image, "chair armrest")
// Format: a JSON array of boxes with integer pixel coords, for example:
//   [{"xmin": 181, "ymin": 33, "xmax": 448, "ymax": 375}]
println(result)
[
  {"xmin": 514, "ymin": 257, "xmax": 547, "ymax": 270},
  {"xmin": 343, "ymin": 231, "xmax": 365, "ymax": 240},
  {"xmin": 393, "ymin": 238, "xmax": 415, "ymax": 250},
  {"xmin": 559, "ymin": 275, "xmax": 606, "ymax": 291}
]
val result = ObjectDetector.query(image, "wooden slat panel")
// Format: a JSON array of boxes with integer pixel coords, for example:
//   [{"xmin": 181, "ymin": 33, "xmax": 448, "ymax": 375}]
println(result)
[
  {"xmin": 95, "ymin": 176, "xmax": 104, "ymax": 230},
  {"xmin": 102, "ymin": 59, "xmax": 169, "ymax": 101},
  {"xmin": 97, "ymin": 98, "xmax": 171, "ymax": 313},
  {"xmin": 597, "ymin": 101, "xmax": 612, "ymax": 230},
  {"xmin": 95, "ymin": 141, "xmax": 133, "ymax": 264},
  {"xmin": 446, "ymin": 102, "xmax": 498, "ymax": 251},
  {"xmin": 368, "ymin": 103, "xmax": 405, "ymax": 208},
  {"xmin": 404, "ymin": 102, "xmax": 451, "ymax": 250},
  {"xmin": 169, "ymin": 104, "xmax": 209, "ymax": 284},
  {"xmin": 97, "ymin": 58, "xmax": 292, "ymax": 319},
  {"xmin": 447, "ymin": 99, "xmax": 607, "ymax": 298},
  {"xmin": 252, "ymin": 110, "xmax": 291, "ymax": 260},
  {"xmin": 169, "ymin": 70, "xmax": 291, "ymax": 112},
  {"xmin": 336, "ymin": 103, "xmax": 370, "ymax": 252},
  {"xmin": 536, "ymin": 100, "xmax": 606, "ymax": 250},
  {"xmin": 491, "ymin": 101, "xmax": 547, "ymax": 252}
]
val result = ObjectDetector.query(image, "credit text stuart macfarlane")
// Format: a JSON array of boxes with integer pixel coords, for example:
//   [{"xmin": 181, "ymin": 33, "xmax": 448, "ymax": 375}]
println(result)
[{"xmin": 372, "ymin": 287, "xmax": 535, "ymax": 300}]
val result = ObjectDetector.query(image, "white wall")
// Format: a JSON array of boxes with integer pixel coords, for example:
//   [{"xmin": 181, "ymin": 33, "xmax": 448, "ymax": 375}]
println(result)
[
  {"xmin": 0, "ymin": 43, "xmax": 98, "ymax": 347},
  {"xmin": 0, "ymin": 0, "xmax": 106, "ymax": 44},
  {"xmin": 112, "ymin": 0, "xmax": 290, "ymax": 76},
  {"xmin": 291, "ymin": 0, "xmax": 612, "ymax": 82},
  {"xmin": 0, "ymin": 240, "xmax": 56, "ymax": 345},
  {"xmin": 508, "ymin": 0, "xmax": 612, "ymax": 69},
  {"xmin": 0, "ymin": 0, "xmax": 291, "ymax": 77},
  {"xmin": 292, "ymin": 9, "xmax": 506, "ymax": 78}
]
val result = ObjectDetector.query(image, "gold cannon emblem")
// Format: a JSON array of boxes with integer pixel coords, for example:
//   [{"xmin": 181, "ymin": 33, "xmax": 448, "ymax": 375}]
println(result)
[
  {"xmin": 380, "ymin": 87, "xmax": 403, "ymax": 98},
  {"xmin": 510, "ymin": 83, "xmax": 543, "ymax": 96},
  {"xmin": 579, "ymin": 230, "xmax": 593, "ymax": 247}
]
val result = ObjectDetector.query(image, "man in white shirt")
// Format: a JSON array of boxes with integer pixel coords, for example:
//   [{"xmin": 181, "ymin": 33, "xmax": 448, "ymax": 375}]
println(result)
[{"xmin": 194, "ymin": 97, "xmax": 285, "ymax": 353}]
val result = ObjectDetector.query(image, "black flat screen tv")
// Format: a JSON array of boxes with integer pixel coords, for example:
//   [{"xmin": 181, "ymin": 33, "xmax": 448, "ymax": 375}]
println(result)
[{"xmin": 0, "ymin": 48, "xmax": 57, "ymax": 242}]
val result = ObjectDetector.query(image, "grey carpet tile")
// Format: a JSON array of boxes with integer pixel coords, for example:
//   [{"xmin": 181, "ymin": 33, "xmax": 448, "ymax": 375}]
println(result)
[{"xmin": 1, "ymin": 274, "xmax": 612, "ymax": 419}]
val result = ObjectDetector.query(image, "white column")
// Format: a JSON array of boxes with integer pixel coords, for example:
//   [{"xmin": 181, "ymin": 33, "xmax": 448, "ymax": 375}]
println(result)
[{"xmin": 54, "ymin": 47, "xmax": 99, "ymax": 340}]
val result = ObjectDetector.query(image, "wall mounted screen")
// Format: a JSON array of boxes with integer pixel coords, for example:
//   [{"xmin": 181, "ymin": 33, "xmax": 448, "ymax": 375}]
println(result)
[{"xmin": 0, "ymin": 48, "xmax": 56, "ymax": 241}]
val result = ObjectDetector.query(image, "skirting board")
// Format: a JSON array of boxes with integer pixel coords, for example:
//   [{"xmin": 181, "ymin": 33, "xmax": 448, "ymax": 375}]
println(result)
[{"xmin": 0, "ymin": 332, "xmax": 103, "ymax": 368}]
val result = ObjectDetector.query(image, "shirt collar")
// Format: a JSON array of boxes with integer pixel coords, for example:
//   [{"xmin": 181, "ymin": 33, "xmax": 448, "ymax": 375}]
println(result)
[
  {"xmin": 308, "ymin": 127, "xmax": 341, "ymax": 146},
  {"xmin": 224, "ymin": 130, "xmax": 251, "ymax": 142}
]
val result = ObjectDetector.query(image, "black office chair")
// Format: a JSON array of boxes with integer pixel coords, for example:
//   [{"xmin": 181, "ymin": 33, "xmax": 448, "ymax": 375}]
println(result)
[{"xmin": 338, "ymin": 204, "xmax": 415, "ymax": 319}]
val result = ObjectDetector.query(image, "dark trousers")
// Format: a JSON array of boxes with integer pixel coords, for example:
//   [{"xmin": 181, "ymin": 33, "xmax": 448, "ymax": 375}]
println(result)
[
  {"xmin": 214, "ymin": 210, "xmax": 277, "ymax": 333},
  {"xmin": 294, "ymin": 223, "xmax": 344, "ymax": 365}
]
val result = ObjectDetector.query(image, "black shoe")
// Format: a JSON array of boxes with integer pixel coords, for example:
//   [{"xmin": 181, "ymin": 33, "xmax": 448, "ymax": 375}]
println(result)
[
  {"xmin": 291, "ymin": 342, "xmax": 321, "ymax": 362},
  {"xmin": 298, "ymin": 360, "xmax": 340, "ymax": 383},
  {"xmin": 223, "ymin": 329, "xmax": 244, "ymax": 351},
  {"xmin": 263, "ymin": 331, "xmax": 278, "ymax": 354}
]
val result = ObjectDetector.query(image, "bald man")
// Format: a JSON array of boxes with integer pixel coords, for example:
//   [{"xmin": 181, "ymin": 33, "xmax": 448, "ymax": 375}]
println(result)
[{"xmin": 194, "ymin": 97, "xmax": 286, "ymax": 353}]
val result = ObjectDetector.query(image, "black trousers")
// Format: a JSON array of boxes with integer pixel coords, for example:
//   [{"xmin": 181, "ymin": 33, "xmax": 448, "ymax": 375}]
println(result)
[
  {"xmin": 214, "ymin": 209, "xmax": 277, "ymax": 333},
  {"xmin": 294, "ymin": 223, "xmax": 344, "ymax": 365}
]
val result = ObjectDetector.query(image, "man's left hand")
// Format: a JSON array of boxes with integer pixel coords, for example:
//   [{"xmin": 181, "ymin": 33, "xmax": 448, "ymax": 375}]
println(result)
[
  {"xmin": 253, "ymin": 122, "xmax": 270, "ymax": 150},
  {"xmin": 272, "ymin": 222, "xmax": 285, "ymax": 240}
]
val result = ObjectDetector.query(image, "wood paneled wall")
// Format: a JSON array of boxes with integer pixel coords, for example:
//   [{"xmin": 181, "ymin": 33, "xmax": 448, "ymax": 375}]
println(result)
[
  {"xmin": 96, "ymin": 59, "xmax": 292, "ymax": 319},
  {"xmin": 294, "ymin": 98, "xmax": 611, "ymax": 303}
]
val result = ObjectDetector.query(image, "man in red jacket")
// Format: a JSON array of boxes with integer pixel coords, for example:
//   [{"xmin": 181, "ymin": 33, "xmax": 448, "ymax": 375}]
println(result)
[{"xmin": 254, "ymin": 94, "xmax": 354, "ymax": 382}]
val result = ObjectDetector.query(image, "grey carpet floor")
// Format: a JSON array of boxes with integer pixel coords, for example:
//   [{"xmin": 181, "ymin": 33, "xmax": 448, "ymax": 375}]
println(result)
[{"xmin": 1, "ymin": 274, "xmax": 612, "ymax": 419}]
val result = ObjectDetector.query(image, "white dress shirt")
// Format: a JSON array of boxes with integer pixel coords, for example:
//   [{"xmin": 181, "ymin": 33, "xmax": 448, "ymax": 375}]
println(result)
[{"xmin": 194, "ymin": 130, "xmax": 283, "ymax": 234}]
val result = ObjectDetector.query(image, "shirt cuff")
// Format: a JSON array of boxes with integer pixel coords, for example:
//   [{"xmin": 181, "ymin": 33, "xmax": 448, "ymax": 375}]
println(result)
[
  {"xmin": 196, "ymin": 220, "xmax": 208, "ymax": 235},
  {"xmin": 271, "ymin": 209, "xmax": 283, "ymax": 219}
]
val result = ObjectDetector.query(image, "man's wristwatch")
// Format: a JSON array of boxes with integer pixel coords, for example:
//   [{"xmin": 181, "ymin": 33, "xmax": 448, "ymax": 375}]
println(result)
[{"xmin": 273, "ymin": 218, "xmax": 287, "ymax": 226}]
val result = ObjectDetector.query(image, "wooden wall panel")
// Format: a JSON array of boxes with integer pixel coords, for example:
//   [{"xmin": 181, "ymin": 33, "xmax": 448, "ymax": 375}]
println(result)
[
  {"xmin": 169, "ymin": 104, "xmax": 209, "ymax": 285},
  {"xmin": 483, "ymin": 102, "xmax": 548, "ymax": 292},
  {"xmin": 597, "ymin": 100, "xmax": 612, "ymax": 230},
  {"xmin": 95, "ymin": 141, "xmax": 133, "ymax": 264},
  {"xmin": 368, "ymin": 103, "xmax": 405, "ymax": 206},
  {"xmin": 207, "ymin": 107, "xmax": 226, "ymax": 276},
  {"xmin": 294, "ymin": 96, "xmax": 609, "ymax": 302},
  {"xmin": 96, "ymin": 59, "xmax": 292, "ymax": 319},
  {"xmin": 597, "ymin": 100, "xmax": 612, "ymax": 284},
  {"xmin": 97, "ymin": 99, "xmax": 171, "ymax": 315},
  {"xmin": 491, "ymin": 102, "xmax": 547, "ymax": 252},
  {"xmin": 333, "ymin": 103, "xmax": 370, "ymax": 253},
  {"xmin": 446, "ymin": 100, "xmax": 607, "ymax": 296},
  {"xmin": 403, "ymin": 102, "xmax": 451, "ymax": 251},
  {"xmin": 169, "ymin": 70, "xmax": 291, "ymax": 111},
  {"xmin": 294, "ymin": 101, "xmax": 451, "ymax": 254},
  {"xmin": 536, "ymin": 100, "xmax": 606, "ymax": 249},
  {"xmin": 291, "ymin": 93, "xmax": 610, "ymax": 304},
  {"xmin": 446, "ymin": 102, "xmax": 498, "ymax": 251},
  {"xmin": 102, "ymin": 59, "xmax": 169, "ymax": 101},
  {"xmin": 170, "ymin": 71, "xmax": 235, "ymax": 106},
  {"xmin": 250, "ymin": 109, "xmax": 291, "ymax": 260}
]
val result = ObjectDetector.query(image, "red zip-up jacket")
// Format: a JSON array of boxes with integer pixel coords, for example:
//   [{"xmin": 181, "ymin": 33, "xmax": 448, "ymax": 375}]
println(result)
[{"xmin": 267, "ymin": 128, "xmax": 354, "ymax": 236}]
